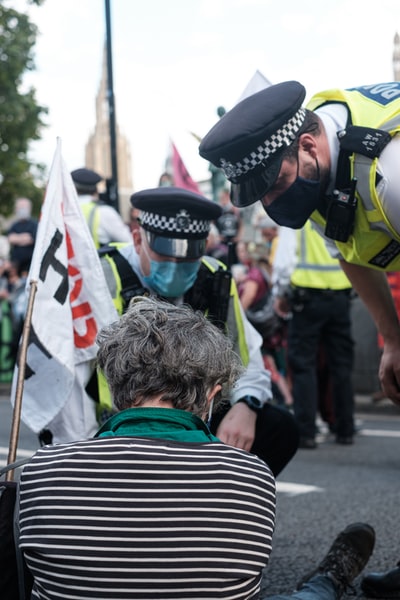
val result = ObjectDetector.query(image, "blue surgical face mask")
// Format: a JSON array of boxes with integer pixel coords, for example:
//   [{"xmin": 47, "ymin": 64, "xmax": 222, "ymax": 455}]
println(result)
[
  {"xmin": 142, "ymin": 243, "xmax": 200, "ymax": 297},
  {"xmin": 264, "ymin": 160, "xmax": 323, "ymax": 229}
]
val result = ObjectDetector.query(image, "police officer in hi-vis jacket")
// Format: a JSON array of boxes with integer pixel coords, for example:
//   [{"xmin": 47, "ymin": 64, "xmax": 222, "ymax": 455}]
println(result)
[
  {"xmin": 199, "ymin": 80, "xmax": 400, "ymax": 597},
  {"xmin": 199, "ymin": 81, "xmax": 400, "ymax": 406}
]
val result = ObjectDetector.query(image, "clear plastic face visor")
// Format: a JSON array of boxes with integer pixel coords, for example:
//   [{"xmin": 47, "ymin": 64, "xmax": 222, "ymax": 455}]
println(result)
[
  {"xmin": 143, "ymin": 229, "xmax": 206, "ymax": 259},
  {"xmin": 230, "ymin": 155, "xmax": 284, "ymax": 208}
]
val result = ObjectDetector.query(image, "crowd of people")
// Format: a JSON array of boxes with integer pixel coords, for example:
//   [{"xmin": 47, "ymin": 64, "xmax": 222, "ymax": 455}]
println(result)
[
  {"xmin": 4, "ymin": 76, "xmax": 400, "ymax": 598},
  {"xmin": 0, "ymin": 198, "xmax": 36, "ymax": 383}
]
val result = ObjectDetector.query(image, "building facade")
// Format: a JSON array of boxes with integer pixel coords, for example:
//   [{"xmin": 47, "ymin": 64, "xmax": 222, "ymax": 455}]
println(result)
[{"xmin": 85, "ymin": 47, "xmax": 133, "ymax": 222}]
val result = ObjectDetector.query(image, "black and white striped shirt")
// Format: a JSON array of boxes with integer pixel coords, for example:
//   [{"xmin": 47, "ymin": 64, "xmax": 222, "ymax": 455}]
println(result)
[{"xmin": 19, "ymin": 437, "xmax": 275, "ymax": 600}]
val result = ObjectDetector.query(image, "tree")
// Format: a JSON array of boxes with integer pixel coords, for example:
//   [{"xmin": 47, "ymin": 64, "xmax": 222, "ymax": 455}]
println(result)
[{"xmin": 0, "ymin": 0, "xmax": 47, "ymax": 217}]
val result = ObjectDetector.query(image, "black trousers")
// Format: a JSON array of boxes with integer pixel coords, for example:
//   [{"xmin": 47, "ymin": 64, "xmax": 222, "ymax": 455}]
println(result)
[
  {"xmin": 210, "ymin": 403, "xmax": 299, "ymax": 477},
  {"xmin": 287, "ymin": 289, "xmax": 355, "ymax": 440}
]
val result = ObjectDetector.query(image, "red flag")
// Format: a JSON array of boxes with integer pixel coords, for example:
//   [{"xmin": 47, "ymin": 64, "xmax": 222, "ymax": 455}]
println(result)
[{"xmin": 171, "ymin": 141, "xmax": 201, "ymax": 193}]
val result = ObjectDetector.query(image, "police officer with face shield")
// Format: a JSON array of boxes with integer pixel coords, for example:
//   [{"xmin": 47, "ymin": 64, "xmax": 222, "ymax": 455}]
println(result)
[
  {"xmin": 199, "ymin": 80, "xmax": 400, "ymax": 410},
  {"xmin": 97, "ymin": 186, "xmax": 299, "ymax": 477}
]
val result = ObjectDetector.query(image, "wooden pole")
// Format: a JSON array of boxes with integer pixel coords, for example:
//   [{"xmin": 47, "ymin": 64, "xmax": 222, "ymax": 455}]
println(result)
[{"xmin": 6, "ymin": 280, "xmax": 38, "ymax": 481}]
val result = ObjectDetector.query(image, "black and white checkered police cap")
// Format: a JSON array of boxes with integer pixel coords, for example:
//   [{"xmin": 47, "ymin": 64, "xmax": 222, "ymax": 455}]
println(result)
[
  {"xmin": 130, "ymin": 187, "xmax": 222, "ymax": 259},
  {"xmin": 199, "ymin": 81, "xmax": 306, "ymax": 208}
]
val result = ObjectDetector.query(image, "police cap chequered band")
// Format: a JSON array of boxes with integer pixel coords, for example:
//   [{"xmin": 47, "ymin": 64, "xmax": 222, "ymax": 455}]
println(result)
[{"xmin": 219, "ymin": 107, "xmax": 307, "ymax": 182}]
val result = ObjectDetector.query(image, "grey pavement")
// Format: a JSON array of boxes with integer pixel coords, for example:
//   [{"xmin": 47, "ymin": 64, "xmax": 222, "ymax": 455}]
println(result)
[{"xmin": 1, "ymin": 385, "xmax": 399, "ymax": 599}]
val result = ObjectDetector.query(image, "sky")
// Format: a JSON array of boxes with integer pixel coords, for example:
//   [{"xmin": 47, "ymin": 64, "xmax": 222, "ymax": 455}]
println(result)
[{"xmin": 10, "ymin": 0, "xmax": 400, "ymax": 192}]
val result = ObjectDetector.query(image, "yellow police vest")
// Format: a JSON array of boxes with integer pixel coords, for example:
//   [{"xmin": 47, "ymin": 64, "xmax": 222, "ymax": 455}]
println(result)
[
  {"xmin": 307, "ymin": 83, "xmax": 400, "ymax": 271},
  {"xmin": 200, "ymin": 255, "xmax": 249, "ymax": 367},
  {"xmin": 80, "ymin": 200, "xmax": 100, "ymax": 248},
  {"xmin": 291, "ymin": 222, "xmax": 351, "ymax": 290}
]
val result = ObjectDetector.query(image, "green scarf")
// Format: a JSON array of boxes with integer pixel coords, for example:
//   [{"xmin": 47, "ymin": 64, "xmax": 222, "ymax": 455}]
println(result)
[{"xmin": 95, "ymin": 407, "xmax": 220, "ymax": 443}]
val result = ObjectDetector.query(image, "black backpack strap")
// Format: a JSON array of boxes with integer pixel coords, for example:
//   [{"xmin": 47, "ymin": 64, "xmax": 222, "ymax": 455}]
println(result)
[
  {"xmin": 1, "ymin": 457, "xmax": 34, "ymax": 600},
  {"xmin": 0, "ymin": 457, "xmax": 32, "ymax": 479},
  {"xmin": 14, "ymin": 478, "xmax": 33, "ymax": 600},
  {"xmin": 184, "ymin": 257, "xmax": 232, "ymax": 330},
  {"xmin": 98, "ymin": 244, "xmax": 147, "ymax": 311}
]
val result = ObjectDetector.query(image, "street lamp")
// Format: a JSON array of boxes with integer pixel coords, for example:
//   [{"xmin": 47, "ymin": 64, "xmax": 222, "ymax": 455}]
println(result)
[{"xmin": 104, "ymin": 0, "xmax": 119, "ymax": 212}]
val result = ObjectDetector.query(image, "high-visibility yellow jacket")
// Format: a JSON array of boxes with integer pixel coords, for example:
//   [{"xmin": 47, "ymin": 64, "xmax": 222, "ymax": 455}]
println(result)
[
  {"xmin": 307, "ymin": 83, "xmax": 400, "ymax": 270},
  {"xmin": 80, "ymin": 200, "xmax": 101, "ymax": 248},
  {"xmin": 291, "ymin": 221, "xmax": 351, "ymax": 290}
]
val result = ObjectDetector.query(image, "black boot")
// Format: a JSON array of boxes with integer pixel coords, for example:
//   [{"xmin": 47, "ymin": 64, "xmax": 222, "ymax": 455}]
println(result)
[
  {"xmin": 297, "ymin": 523, "xmax": 375, "ymax": 597},
  {"xmin": 361, "ymin": 562, "xmax": 400, "ymax": 598}
]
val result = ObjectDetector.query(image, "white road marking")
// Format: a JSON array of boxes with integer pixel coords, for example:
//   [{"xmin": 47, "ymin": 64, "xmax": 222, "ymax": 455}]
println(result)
[
  {"xmin": 276, "ymin": 482, "xmax": 324, "ymax": 496},
  {"xmin": 359, "ymin": 428, "xmax": 400, "ymax": 438}
]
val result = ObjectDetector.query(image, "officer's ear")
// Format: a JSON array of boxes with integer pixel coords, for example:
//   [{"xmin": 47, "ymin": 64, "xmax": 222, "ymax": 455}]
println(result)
[{"xmin": 298, "ymin": 133, "xmax": 318, "ymax": 159}]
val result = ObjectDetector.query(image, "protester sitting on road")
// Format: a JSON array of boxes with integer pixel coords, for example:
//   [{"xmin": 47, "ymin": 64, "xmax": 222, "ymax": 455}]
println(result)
[
  {"xmin": 19, "ymin": 297, "xmax": 276, "ymax": 600},
  {"xmin": 19, "ymin": 349, "xmax": 375, "ymax": 600}
]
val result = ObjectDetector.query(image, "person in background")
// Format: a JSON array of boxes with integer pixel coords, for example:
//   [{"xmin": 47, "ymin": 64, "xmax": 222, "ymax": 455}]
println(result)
[
  {"xmin": 214, "ymin": 186, "xmax": 244, "ymax": 265},
  {"xmin": 7, "ymin": 197, "xmax": 37, "ymax": 275},
  {"xmin": 233, "ymin": 240, "xmax": 293, "ymax": 409},
  {"xmin": 273, "ymin": 221, "xmax": 355, "ymax": 449},
  {"xmin": 0, "ymin": 258, "xmax": 15, "ymax": 383},
  {"xmin": 252, "ymin": 206, "xmax": 280, "ymax": 263},
  {"xmin": 19, "ymin": 296, "xmax": 276, "ymax": 600},
  {"xmin": 0, "ymin": 217, "xmax": 10, "ymax": 263},
  {"xmin": 205, "ymin": 223, "xmax": 229, "ymax": 264},
  {"xmin": 71, "ymin": 167, "xmax": 131, "ymax": 248},
  {"xmin": 158, "ymin": 171, "xmax": 174, "ymax": 187}
]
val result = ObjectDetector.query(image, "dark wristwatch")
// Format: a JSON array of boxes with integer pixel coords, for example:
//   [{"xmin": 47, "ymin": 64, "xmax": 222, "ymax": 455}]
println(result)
[{"xmin": 236, "ymin": 395, "xmax": 263, "ymax": 413}]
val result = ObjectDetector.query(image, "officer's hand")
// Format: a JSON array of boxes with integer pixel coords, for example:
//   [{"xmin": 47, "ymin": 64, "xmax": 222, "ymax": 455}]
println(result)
[
  {"xmin": 274, "ymin": 296, "xmax": 290, "ymax": 318},
  {"xmin": 215, "ymin": 402, "xmax": 257, "ymax": 452},
  {"xmin": 379, "ymin": 342, "xmax": 400, "ymax": 405}
]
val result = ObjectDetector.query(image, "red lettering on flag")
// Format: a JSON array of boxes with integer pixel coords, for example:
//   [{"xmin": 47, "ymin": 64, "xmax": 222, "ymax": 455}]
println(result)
[{"xmin": 66, "ymin": 230, "xmax": 98, "ymax": 348}]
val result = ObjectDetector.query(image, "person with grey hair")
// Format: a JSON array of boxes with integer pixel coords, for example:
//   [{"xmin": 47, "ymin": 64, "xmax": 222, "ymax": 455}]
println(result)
[
  {"xmin": 18, "ymin": 296, "xmax": 276, "ymax": 600},
  {"xmin": 96, "ymin": 296, "xmax": 242, "ymax": 417}
]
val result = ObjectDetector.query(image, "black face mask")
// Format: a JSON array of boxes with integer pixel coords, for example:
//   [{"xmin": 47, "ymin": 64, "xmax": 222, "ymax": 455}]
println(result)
[
  {"xmin": 264, "ymin": 177, "xmax": 321, "ymax": 229},
  {"xmin": 264, "ymin": 160, "xmax": 322, "ymax": 229}
]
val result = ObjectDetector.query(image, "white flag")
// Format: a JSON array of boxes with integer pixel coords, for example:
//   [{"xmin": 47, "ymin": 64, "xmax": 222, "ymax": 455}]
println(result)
[
  {"xmin": 236, "ymin": 70, "xmax": 272, "ymax": 103},
  {"xmin": 12, "ymin": 139, "xmax": 118, "ymax": 433}
]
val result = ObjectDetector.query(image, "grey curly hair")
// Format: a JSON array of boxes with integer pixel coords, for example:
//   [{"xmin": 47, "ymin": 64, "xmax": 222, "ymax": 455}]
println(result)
[{"xmin": 96, "ymin": 296, "xmax": 243, "ymax": 417}]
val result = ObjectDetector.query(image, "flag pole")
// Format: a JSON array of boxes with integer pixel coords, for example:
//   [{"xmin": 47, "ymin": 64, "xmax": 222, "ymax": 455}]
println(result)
[{"xmin": 6, "ymin": 280, "xmax": 38, "ymax": 481}]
